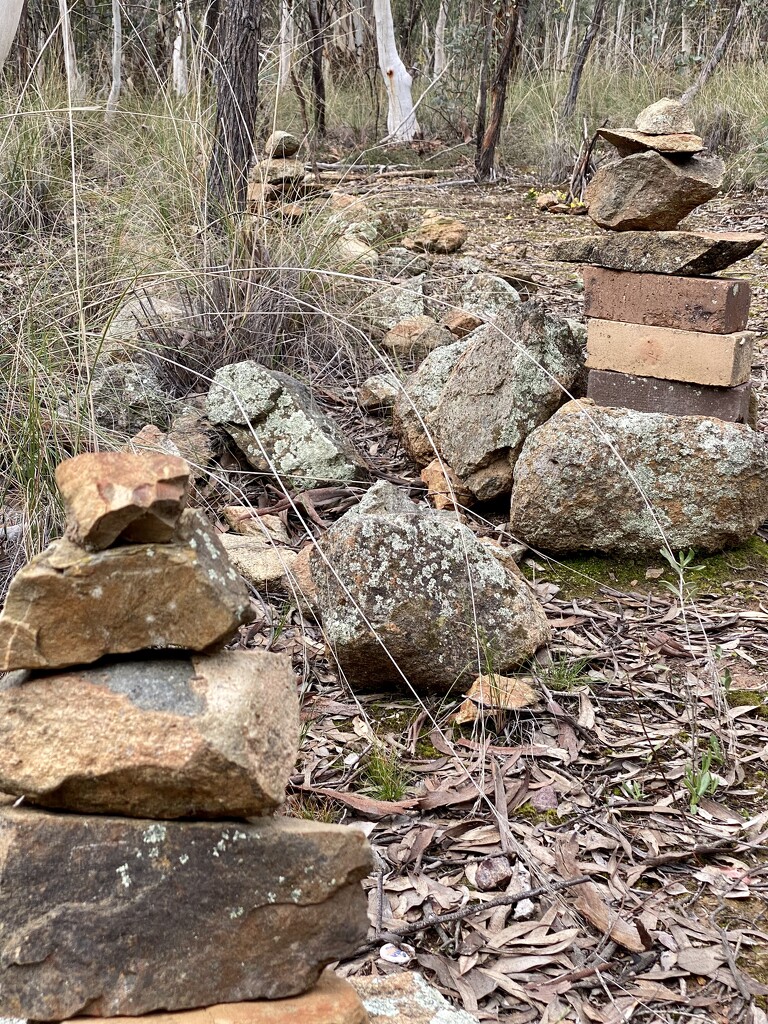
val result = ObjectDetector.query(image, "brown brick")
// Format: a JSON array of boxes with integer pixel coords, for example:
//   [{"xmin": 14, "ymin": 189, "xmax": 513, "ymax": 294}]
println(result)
[
  {"xmin": 585, "ymin": 319, "xmax": 754, "ymax": 387},
  {"xmin": 583, "ymin": 267, "xmax": 750, "ymax": 333},
  {"xmin": 587, "ymin": 369, "xmax": 751, "ymax": 422}
]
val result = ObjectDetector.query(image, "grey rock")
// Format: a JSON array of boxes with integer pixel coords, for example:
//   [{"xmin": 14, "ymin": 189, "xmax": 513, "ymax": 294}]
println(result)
[
  {"xmin": 586, "ymin": 151, "xmax": 724, "ymax": 231},
  {"xmin": 0, "ymin": 649, "xmax": 299, "ymax": 818},
  {"xmin": 351, "ymin": 972, "xmax": 479, "ymax": 1024},
  {"xmin": 551, "ymin": 230, "xmax": 765, "ymax": 275},
  {"xmin": 265, "ymin": 130, "xmax": 301, "ymax": 158},
  {"xmin": 206, "ymin": 361, "xmax": 360, "ymax": 489},
  {"xmin": 458, "ymin": 272, "xmax": 520, "ymax": 322},
  {"xmin": 303, "ymin": 481, "xmax": 550, "ymax": 692},
  {"xmin": 510, "ymin": 400, "xmax": 768, "ymax": 555},
  {"xmin": 430, "ymin": 301, "xmax": 583, "ymax": 500},
  {"xmin": 357, "ymin": 274, "xmax": 426, "ymax": 330},
  {"xmin": 635, "ymin": 98, "xmax": 695, "ymax": 135},
  {"xmin": 0, "ymin": 809, "xmax": 372, "ymax": 1019},
  {"xmin": 392, "ymin": 337, "xmax": 471, "ymax": 465},
  {"xmin": 378, "ymin": 247, "xmax": 430, "ymax": 279},
  {"xmin": 87, "ymin": 359, "xmax": 177, "ymax": 433},
  {"xmin": 382, "ymin": 315, "xmax": 454, "ymax": 360},
  {"xmin": 358, "ymin": 373, "xmax": 402, "ymax": 412}
]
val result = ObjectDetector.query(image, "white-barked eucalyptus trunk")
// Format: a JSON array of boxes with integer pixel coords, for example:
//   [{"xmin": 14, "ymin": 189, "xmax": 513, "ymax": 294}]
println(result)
[
  {"xmin": 433, "ymin": 0, "xmax": 448, "ymax": 77},
  {"xmin": 59, "ymin": 0, "xmax": 85, "ymax": 102},
  {"xmin": 106, "ymin": 0, "xmax": 122, "ymax": 120},
  {"xmin": 278, "ymin": 0, "xmax": 293, "ymax": 89},
  {"xmin": 373, "ymin": 0, "xmax": 420, "ymax": 141},
  {"xmin": 172, "ymin": 0, "xmax": 189, "ymax": 97},
  {"xmin": 0, "ymin": 0, "xmax": 23, "ymax": 69}
]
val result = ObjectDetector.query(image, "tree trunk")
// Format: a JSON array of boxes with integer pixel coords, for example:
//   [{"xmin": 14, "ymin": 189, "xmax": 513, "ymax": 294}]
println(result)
[
  {"xmin": 172, "ymin": 0, "xmax": 189, "ymax": 96},
  {"xmin": 433, "ymin": 0, "xmax": 447, "ymax": 77},
  {"xmin": 207, "ymin": 0, "xmax": 261, "ymax": 210},
  {"xmin": 680, "ymin": 0, "xmax": 743, "ymax": 105},
  {"xmin": 560, "ymin": 0, "xmax": 605, "ymax": 117},
  {"xmin": 307, "ymin": 0, "xmax": 326, "ymax": 137},
  {"xmin": 105, "ymin": 0, "xmax": 122, "ymax": 119},
  {"xmin": 474, "ymin": 2, "xmax": 493, "ymax": 158},
  {"xmin": 0, "ymin": 0, "xmax": 24, "ymax": 68},
  {"xmin": 373, "ymin": 0, "xmax": 420, "ymax": 141},
  {"xmin": 278, "ymin": 0, "xmax": 293, "ymax": 89},
  {"xmin": 59, "ymin": 0, "xmax": 86, "ymax": 101},
  {"xmin": 475, "ymin": 0, "xmax": 526, "ymax": 182}
]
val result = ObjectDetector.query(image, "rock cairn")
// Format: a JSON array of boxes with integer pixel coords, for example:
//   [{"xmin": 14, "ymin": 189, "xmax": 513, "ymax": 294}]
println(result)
[
  {"xmin": 555, "ymin": 98, "xmax": 764, "ymax": 424},
  {"xmin": 0, "ymin": 452, "xmax": 371, "ymax": 1024}
]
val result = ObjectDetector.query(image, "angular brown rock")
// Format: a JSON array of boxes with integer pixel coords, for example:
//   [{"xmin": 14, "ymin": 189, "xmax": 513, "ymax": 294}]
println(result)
[
  {"xmin": 635, "ymin": 98, "xmax": 695, "ymax": 134},
  {"xmin": 56, "ymin": 451, "xmax": 191, "ymax": 550},
  {"xmin": 0, "ymin": 650, "xmax": 298, "ymax": 818},
  {"xmin": 73, "ymin": 972, "xmax": 368, "ymax": 1024},
  {"xmin": 441, "ymin": 308, "xmax": 484, "ymax": 338},
  {"xmin": 0, "ymin": 809, "xmax": 372, "ymax": 1020},
  {"xmin": 420, "ymin": 458, "xmax": 474, "ymax": 511},
  {"xmin": 220, "ymin": 533, "xmax": 298, "ymax": 591},
  {"xmin": 587, "ymin": 370, "xmax": 752, "ymax": 423},
  {"xmin": 586, "ymin": 152, "xmax": 724, "ymax": 231},
  {"xmin": 382, "ymin": 316, "xmax": 454, "ymax": 359},
  {"xmin": 402, "ymin": 210, "xmax": 468, "ymax": 254},
  {"xmin": 552, "ymin": 230, "xmax": 765, "ymax": 275},
  {"xmin": 597, "ymin": 128, "xmax": 703, "ymax": 157},
  {"xmin": 583, "ymin": 267, "xmax": 751, "ymax": 333},
  {"xmin": 0, "ymin": 510, "xmax": 251, "ymax": 672}
]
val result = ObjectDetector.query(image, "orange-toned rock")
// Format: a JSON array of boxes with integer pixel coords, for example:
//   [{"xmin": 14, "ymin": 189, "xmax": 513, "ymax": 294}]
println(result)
[
  {"xmin": 72, "ymin": 972, "xmax": 368, "ymax": 1024},
  {"xmin": 383, "ymin": 316, "xmax": 453, "ymax": 359},
  {"xmin": 403, "ymin": 210, "xmax": 468, "ymax": 254},
  {"xmin": 420, "ymin": 459, "xmax": 473, "ymax": 511},
  {"xmin": 441, "ymin": 308, "xmax": 483, "ymax": 338},
  {"xmin": 56, "ymin": 451, "xmax": 190, "ymax": 550}
]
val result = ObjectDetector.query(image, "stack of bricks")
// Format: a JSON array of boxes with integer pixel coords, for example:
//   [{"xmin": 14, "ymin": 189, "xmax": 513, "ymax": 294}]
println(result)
[{"xmin": 583, "ymin": 266, "xmax": 755, "ymax": 423}]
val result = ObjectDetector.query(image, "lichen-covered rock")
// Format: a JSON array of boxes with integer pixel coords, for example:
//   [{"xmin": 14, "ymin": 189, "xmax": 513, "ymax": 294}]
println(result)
[
  {"xmin": 392, "ymin": 338, "xmax": 471, "ymax": 465},
  {"xmin": 356, "ymin": 275, "xmax": 426, "ymax": 329},
  {"xmin": 635, "ymin": 98, "xmax": 695, "ymax": 135},
  {"xmin": 586, "ymin": 152, "xmax": 724, "ymax": 231},
  {"xmin": 358, "ymin": 373, "xmax": 402, "ymax": 412},
  {"xmin": 303, "ymin": 482, "xmax": 550, "ymax": 691},
  {"xmin": 510, "ymin": 400, "xmax": 768, "ymax": 554},
  {"xmin": 265, "ymin": 130, "xmax": 300, "ymax": 158},
  {"xmin": 0, "ymin": 809, "xmax": 372, "ymax": 1019},
  {"xmin": 458, "ymin": 272, "xmax": 521, "ymax": 323},
  {"xmin": 206, "ymin": 361, "xmax": 360, "ymax": 490},
  {"xmin": 430, "ymin": 301, "xmax": 583, "ymax": 500},
  {"xmin": 382, "ymin": 315, "xmax": 454, "ymax": 359},
  {"xmin": 378, "ymin": 247, "xmax": 430, "ymax": 279},
  {"xmin": 403, "ymin": 210, "xmax": 468, "ymax": 254},
  {"xmin": 0, "ymin": 510, "xmax": 251, "ymax": 671},
  {"xmin": 0, "ymin": 650, "xmax": 298, "ymax": 818},
  {"xmin": 220, "ymin": 533, "xmax": 298, "ymax": 590},
  {"xmin": 86, "ymin": 359, "xmax": 177, "ymax": 433}
]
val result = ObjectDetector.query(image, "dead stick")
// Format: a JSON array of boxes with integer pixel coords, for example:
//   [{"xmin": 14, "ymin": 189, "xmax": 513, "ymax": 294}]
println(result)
[{"xmin": 346, "ymin": 876, "xmax": 591, "ymax": 957}]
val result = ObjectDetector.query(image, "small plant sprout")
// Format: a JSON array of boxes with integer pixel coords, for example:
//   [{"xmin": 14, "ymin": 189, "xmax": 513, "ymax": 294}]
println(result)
[
  {"xmin": 659, "ymin": 547, "xmax": 705, "ymax": 599},
  {"xmin": 618, "ymin": 779, "xmax": 646, "ymax": 801},
  {"xmin": 683, "ymin": 746, "xmax": 722, "ymax": 814},
  {"xmin": 363, "ymin": 743, "xmax": 410, "ymax": 803}
]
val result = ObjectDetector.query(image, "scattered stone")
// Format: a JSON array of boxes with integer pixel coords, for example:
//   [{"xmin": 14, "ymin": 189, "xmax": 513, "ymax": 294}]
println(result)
[
  {"xmin": 635, "ymin": 97, "xmax": 695, "ymax": 134},
  {"xmin": 378, "ymin": 247, "xmax": 430, "ymax": 279},
  {"xmin": 357, "ymin": 275, "xmax": 426, "ymax": 330},
  {"xmin": 458, "ymin": 272, "xmax": 521, "ymax": 322},
  {"xmin": 220, "ymin": 533, "xmax": 298, "ymax": 591},
  {"xmin": 552, "ymin": 230, "xmax": 765, "ymax": 275},
  {"xmin": 74, "ymin": 972, "xmax": 368, "ymax": 1024},
  {"xmin": 597, "ymin": 128, "xmax": 703, "ymax": 157},
  {"xmin": 420, "ymin": 458, "xmax": 474, "ymax": 511},
  {"xmin": 382, "ymin": 316, "xmax": 454, "ymax": 359},
  {"xmin": 129, "ymin": 408, "xmax": 219, "ymax": 475},
  {"xmin": 430, "ymin": 302, "xmax": 583, "ymax": 499},
  {"xmin": 0, "ymin": 649, "xmax": 298, "ymax": 818},
  {"xmin": 586, "ymin": 152, "xmax": 724, "ymax": 231},
  {"xmin": 278, "ymin": 203, "xmax": 305, "ymax": 223},
  {"xmin": 206, "ymin": 361, "xmax": 361, "ymax": 490},
  {"xmin": 0, "ymin": 510, "xmax": 251, "ymax": 672},
  {"xmin": 247, "ymin": 182, "xmax": 282, "ymax": 209},
  {"xmin": 86, "ymin": 359, "xmax": 177, "ymax": 433},
  {"xmin": 103, "ymin": 292, "xmax": 187, "ymax": 360},
  {"xmin": 358, "ymin": 373, "xmax": 402, "ymax": 412},
  {"xmin": 253, "ymin": 159, "xmax": 306, "ymax": 187},
  {"xmin": 333, "ymin": 231, "xmax": 379, "ymax": 269},
  {"xmin": 510, "ymin": 400, "xmax": 768, "ymax": 554},
  {"xmin": 0, "ymin": 809, "xmax": 372, "ymax": 1020},
  {"xmin": 587, "ymin": 370, "xmax": 752, "ymax": 423},
  {"xmin": 453, "ymin": 673, "xmax": 539, "ymax": 725},
  {"xmin": 56, "ymin": 451, "xmax": 190, "ymax": 551},
  {"xmin": 351, "ymin": 972, "xmax": 479, "ymax": 1024},
  {"xmin": 301, "ymin": 482, "xmax": 550, "ymax": 691},
  {"xmin": 441, "ymin": 308, "xmax": 484, "ymax": 338},
  {"xmin": 221, "ymin": 507, "xmax": 290, "ymax": 543},
  {"xmin": 265, "ymin": 130, "xmax": 301, "ymax": 159},
  {"xmin": 402, "ymin": 210, "xmax": 468, "ymax": 254},
  {"xmin": 392, "ymin": 337, "xmax": 471, "ymax": 465},
  {"xmin": 582, "ymin": 267, "xmax": 751, "ymax": 333},
  {"xmin": 475, "ymin": 854, "xmax": 515, "ymax": 891},
  {"xmin": 586, "ymin": 319, "xmax": 754, "ymax": 387}
]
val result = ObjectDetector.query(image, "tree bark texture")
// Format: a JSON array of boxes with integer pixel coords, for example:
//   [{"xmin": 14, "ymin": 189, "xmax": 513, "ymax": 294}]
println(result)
[
  {"xmin": 106, "ymin": 0, "xmax": 122, "ymax": 118},
  {"xmin": 680, "ymin": 0, "xmax": 743, "ymax": 104},
  {"xmin": 561, "ymin": 0, "xmax": 606, "ymax": 117},
  {"xmin": 307, "ymin": 0, "xmax": 326, "ymax": 136},
  {"xmin": 0, "ymin": 0, "xmax": 24, "ymax": 69},
  {"xmin": 373, "ymin": 0, "xmax": 420, "ymax": 142},
  {"xmin": 475, "ymin": 0, "xmax": 526, "ymax": 182},
  {"xmin": 207, "ymin": 0, "xmax": 261, "ymax": 211}
]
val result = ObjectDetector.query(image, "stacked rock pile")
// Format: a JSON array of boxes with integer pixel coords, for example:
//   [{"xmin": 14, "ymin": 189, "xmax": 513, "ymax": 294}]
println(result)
[
  {"xmin": 0, "ymin": 452, "xmax": 371, "ymax": 1024},
  {"xmin": 555, "ymin": 98, "xmax": 764, "ymax": 423}
]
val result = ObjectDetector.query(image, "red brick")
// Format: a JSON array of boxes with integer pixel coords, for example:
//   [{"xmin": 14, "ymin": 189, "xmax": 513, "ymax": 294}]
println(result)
[
  {"xmin": 587, "ymin": 369, "xmax": 751, "ymax": 423},
  {"xmin": 583, "ymin": 267, "xmax": 750, "ymax": 333},
  {"xmin": 585, "ymin": 319, "xmax": 754, "ymax": 387}
]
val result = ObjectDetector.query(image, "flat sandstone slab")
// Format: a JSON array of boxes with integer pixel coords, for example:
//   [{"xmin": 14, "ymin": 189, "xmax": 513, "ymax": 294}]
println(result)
[
  {"xmin": 72, "ymin": 972, "xmax": 368, "ymax": 1024},
  {"xmin": 0, "ymin": 650, "xmax": 299, "ymax": 818},
  {"xmin": 552, "ymin": 230, "xmax": 764, "ymax": 275},
  {"xmin": 583, "ymin": 267, "xmax": 751, "ymax": 334},
  {"xmin": 585, "ymin": 319, "xmax": 754, "ymax": 386},
  {"xmin": 0, "ymin": 809, "xmax": 372, "ymax": 1020},
  {"xmin": 0, "ymin": 509, "xmax": 250, "ymax": 672},
  {"xmin": 587, "ymin": 369, "xmax": 752, "ymax": 423}
]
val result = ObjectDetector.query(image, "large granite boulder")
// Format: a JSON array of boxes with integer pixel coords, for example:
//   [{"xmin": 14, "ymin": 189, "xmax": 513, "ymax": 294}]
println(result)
[
  {"xmin": 551, "ymin": 230, "xmax": 765, "ymax": 275},
  {"xmin": 392, "ymin": 337, "xmax": 471, "ymax": 465},
  {"xmin": 0, "ymin": 809, "xmax": 371, "ymax": 1019},
  {"xmin": 206, "ymin": 361, "xmax": 360, "ymax": 490},
  {"xmin": 510, "ymin": 400, "xmax": 768, "ymax": 555},
  {"xmin": 301, "ymin": 482, "xmax": 550, "ymax": 691},
  {"xmin": 0, "ymin": 650, "xmax": 298, "ymax": 818},
  {"xmin": 586, "ymin": 152, "xmax": 724, "ymax": 231},
  {"xmin": 429, "ymin": 301, "xmax": 583, "ymax": 499},
  {"xmin": 0, "ymin": 510, "xmax": 251, "ymax": 671}
]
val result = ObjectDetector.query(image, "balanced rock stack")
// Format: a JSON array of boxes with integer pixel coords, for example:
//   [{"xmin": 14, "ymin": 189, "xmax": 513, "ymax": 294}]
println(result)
[
  {"xmin": 555, "ymin": 97, "xmax": 764, "ymax": 423},
  {"xmin": 0, "ymin": 452, "xmax": 371, "ymax": 1024}
]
